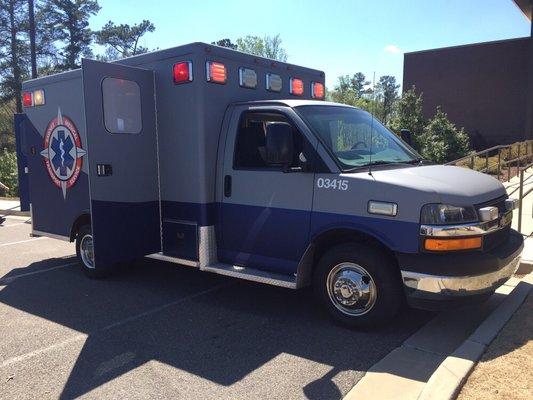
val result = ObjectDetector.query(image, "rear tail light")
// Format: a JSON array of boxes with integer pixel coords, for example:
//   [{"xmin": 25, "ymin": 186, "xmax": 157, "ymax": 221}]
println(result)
[
  {"xmin": 206, "ymin": 61, "xmax": 226, "ymax": 84},
  {"xmin": 289, "ymin": 78, "xmax": 304, "ymax": 96},
  {"xmin": 173, "ymin": 61, "xmax": 193, "ymax": 84},
  {"xmin": 311, "ymin": 82, "xmax": 324, "ymax": 99},
  {"xmin": 22, "ymin": 92, "xmax": 33, "ymax": 107}
]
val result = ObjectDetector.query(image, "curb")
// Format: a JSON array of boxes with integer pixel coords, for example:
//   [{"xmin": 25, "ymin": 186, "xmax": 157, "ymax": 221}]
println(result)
[{"xmin": 417, "ymin": 272, "xmax": 533, "ymax": 400}]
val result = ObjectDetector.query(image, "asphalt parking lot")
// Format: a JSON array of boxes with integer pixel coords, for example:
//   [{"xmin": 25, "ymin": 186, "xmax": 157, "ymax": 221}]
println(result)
[{"xmin": 0, "ymin": 216, "xmax": 434, "ymax": 400}]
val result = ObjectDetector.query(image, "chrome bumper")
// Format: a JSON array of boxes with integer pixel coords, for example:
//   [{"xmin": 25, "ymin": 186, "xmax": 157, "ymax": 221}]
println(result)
[{"xmin": 401, "ymin": 253, "xmax": 520, "ymax": 298}]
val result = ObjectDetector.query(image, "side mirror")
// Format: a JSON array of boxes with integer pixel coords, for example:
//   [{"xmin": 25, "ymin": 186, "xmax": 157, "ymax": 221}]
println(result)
[
  {"xmin": 265, "ymin": 122, "xmax": 293, "ymax": 167},
  {"xmin": 400, "ymin": 129, "xmax": 412, "ymax": 146}
]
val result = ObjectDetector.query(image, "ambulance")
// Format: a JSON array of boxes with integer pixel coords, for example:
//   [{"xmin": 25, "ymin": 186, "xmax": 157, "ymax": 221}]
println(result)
[{"xmin": 15, "ymin": 42, "xmax": 523, "ymax": 327}]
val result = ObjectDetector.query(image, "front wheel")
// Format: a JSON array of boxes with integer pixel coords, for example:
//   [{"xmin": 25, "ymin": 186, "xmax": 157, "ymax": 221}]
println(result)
[
  {"xmin": 75, "ymin": 224, "xmax": 113, "ymax": 278},
  {"xmin": 313, "ymin": 242, "xmax": 404, "ymax": 328}
]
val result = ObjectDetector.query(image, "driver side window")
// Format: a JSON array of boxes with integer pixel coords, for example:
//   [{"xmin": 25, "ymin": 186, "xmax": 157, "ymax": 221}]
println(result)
[{"xmin": 233, "ymin": 112, "xmax": 305, "ymax": 170}]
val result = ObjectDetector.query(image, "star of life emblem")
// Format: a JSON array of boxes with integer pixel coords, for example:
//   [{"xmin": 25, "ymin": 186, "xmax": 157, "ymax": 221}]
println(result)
[{"xmin": 40, "ymin": 108, "xmax": 86, "ymax": 199}]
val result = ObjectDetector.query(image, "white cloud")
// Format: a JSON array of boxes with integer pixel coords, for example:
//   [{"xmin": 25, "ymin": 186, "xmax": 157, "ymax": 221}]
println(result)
[{"xmin": 383, "ymin": 44, "xmax": 402, "ymax": 54}]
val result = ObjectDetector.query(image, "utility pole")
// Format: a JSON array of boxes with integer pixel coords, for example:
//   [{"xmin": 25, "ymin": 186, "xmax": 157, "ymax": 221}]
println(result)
[{"xmin": 28, "ymin": 0, "xmax": 37, "ymax": 79}]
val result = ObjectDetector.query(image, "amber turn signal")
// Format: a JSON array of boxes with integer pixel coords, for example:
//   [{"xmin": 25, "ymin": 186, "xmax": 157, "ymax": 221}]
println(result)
[{"xmin": 424, "ymin": 237, "xmax": 482, "ymax": 251}]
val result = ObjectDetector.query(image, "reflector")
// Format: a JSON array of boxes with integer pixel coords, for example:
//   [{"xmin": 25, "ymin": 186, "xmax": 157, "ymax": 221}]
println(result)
[
  {"xmin": 311, "ymin": 82, "xmax": 324, "ymax": 99},
  {"xmin": 173, "ymin": 61, "xmax": 192, "ymax": 84},
  {"xmin": 266, "ymin": 73, "xmax": 282, "ymax": 92},
  {"xmin": 33, "ymin": 89, "xmax": 45, "ymax": 106},
  {"xmin": 206, "ymin": 61, "xmax": 226, "ymax": 84},
  {"xmin": 239, "ymin": 67, "xmax": 257, "ymax": 89},
  {"xmin": 290, "ymin": 78, "xmax": 304, "ymax": 96},
  {"xmin": 22, "ymin": 92, "xmax": 33, "ymax": 107}
]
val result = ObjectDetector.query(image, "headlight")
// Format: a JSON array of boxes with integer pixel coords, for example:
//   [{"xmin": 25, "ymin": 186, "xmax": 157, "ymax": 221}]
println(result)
[{"xmin": 420, "ymin": 204, "xmax": 478, "ymax": 225}]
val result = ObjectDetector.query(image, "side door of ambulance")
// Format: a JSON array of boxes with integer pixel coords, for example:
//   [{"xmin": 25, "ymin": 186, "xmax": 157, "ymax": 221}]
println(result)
[
  {"xmin": 219, "ymin": 106, "xmax": 318, "ymax": 275},
  {"xmin": 82, "ymin": 59, "xmax": 160, "ymax": 268}
]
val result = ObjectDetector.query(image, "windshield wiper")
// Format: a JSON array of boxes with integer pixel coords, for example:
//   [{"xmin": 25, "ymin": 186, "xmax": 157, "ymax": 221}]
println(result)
[{"xmin": 344, "ymin": 160, "xmax": 406, "ymax": 172}]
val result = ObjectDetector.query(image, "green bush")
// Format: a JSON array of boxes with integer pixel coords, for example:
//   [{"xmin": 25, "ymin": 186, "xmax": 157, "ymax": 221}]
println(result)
[
  {"xmin": 0, "ymin": 148, "xmax": 18, "ymax": 197},
  {"xmin": 419, "ymin": 108, "xmax": 471, "ymax": 164}
]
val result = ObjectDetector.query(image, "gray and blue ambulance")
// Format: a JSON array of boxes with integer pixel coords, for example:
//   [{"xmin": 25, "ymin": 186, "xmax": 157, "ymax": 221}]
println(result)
[{"xmin": 15, "ymin": 42, "xmax": 523, "ymax": 327}]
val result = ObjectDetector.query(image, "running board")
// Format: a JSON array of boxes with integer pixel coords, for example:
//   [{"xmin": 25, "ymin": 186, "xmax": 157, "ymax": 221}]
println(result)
[{"xmin": 201, "ymin": 263, "xmax": 297, "ymax": 289}]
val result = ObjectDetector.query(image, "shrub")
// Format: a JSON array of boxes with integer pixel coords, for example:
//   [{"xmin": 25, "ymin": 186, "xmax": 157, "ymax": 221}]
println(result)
[
  {"xmin": 0, "ymin": 148, "xmax": 18, "ymax": 197},
  {"xmin": 419, "ymin": 108, "xmax": 471, "ymax": 164},
  {"xmin": 389, "ymin": 87, "xmax": 425, "ymax": 151}
]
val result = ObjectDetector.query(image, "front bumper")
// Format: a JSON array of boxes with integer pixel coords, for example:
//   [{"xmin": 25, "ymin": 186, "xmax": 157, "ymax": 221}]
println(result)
[{"xmin": 399, "ymin": 229, "xmax": 523, "ymax": 309}]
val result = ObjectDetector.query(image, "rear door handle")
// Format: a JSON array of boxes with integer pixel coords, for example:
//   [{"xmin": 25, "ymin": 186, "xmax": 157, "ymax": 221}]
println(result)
[{"xmin": 224, "ymin": 175, "xmax": 232, "ymax": 197}]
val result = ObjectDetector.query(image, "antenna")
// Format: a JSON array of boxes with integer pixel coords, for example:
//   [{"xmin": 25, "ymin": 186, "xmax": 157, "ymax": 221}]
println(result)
[{"xmin": 368, "ymin": 71, "xmax": 376, "ymax": 175}]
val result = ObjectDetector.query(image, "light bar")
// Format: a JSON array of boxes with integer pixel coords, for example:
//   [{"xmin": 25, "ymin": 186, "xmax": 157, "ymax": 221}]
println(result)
[
  {"xmin": 311, "ymin": 82, "xmax": 324, "ymax": 99},
  {"xmin": 290, "ymin": 77, "xmax": 304, "ymax": 96},
  {"xmin": 239, "ymin": 67, "xmax": 257, "ymax": 89},
  {"xmin": 33, "ymin": 89, "xmax": 45, "ymax": 106},
  {"xmin": 266, "ymin": 73, "xmax": 282, "ymax": 92},
  {"xmin": 173, "ymin": 61, "xmax": 193, "ymax": 84},
  {"xmin": 206, "ymin": 61, "xmax": 226, "ymax": 84},
  {"xmin": 22, "ymin": 92, "xmax": 33, "ymax": 107}
]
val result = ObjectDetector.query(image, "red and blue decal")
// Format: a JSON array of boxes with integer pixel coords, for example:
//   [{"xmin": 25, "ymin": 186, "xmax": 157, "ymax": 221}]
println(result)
[{"xmin": 40, "ymin": 108, "xmax": 86, "ymax": 199}]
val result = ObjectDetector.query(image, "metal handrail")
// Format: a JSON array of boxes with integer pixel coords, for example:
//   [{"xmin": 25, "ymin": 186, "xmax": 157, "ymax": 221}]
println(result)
[{"xmin": 447, "ymin": 140, "xmax": 533, "ymax": 234}]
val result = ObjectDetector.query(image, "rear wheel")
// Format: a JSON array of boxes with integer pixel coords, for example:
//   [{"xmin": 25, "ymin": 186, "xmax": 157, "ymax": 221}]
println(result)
[
  {"xmin": 75, "ymin": 224, "xmax": 112, "ymax": 278},
  {"xmin": 313, "ymin": 242, "xmax": 404, "ymax": 328}
]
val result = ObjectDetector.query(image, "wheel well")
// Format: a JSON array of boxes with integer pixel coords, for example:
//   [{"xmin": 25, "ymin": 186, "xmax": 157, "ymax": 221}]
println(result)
[
  {"xmin": 296, "ymin": 228, "xmax": 397, "ymax": 287},
  {"xmin": 70, "ymin": 213, "xmax": 91, "ymax": 242}
]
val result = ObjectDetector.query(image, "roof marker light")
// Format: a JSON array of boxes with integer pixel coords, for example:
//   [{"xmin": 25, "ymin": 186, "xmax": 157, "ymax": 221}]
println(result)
[
  {"xmin": 33, "ymin": 89, "xmax": 45, "ymax": 106},
  {"xmin": 311, "ymin": 82, "xmax": 324, "ymax": 99},
  {"xmin": 206, "ymin": 61, "xmax": 227, "ymax": 84},
  {"xmin": 290, "ymin": 78, "xmax": 304, "ymax": 96},
  {"xmin": 266, "ymin": 73, "xmax": 282, "ymax": 92},
  {"xmin": 239, "ymin": 67, "xmax": 257, "ymax": 89},
  {"xmin": 173, "ymin": 61, "xmax": 193, "ymax": 84},
  {"xmin": 22, "ymin": 91, "xmax": 33, "ymax": 107}
]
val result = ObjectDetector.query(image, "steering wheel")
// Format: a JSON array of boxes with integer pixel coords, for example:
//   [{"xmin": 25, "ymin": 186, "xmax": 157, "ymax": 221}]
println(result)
[{"xmin": 351, "ymin": 141, "xmax": 367, "ymax": 150}]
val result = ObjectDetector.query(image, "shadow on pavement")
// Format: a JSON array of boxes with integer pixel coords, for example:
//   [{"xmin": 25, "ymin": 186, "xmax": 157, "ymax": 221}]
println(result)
[{"xmin": 0, "ymin": 257, "xmax": 433, "ymax": 399}]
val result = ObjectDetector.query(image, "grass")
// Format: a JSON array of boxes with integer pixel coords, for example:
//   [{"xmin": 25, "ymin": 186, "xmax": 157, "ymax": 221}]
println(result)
[{"xmin": 457, "ymin": 292, "xmax": 532, "ymax": 400}]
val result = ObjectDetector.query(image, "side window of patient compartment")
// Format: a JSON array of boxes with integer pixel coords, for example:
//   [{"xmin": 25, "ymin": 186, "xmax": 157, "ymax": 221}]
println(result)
[{"xmin": 102, "ymin": 77, "xmax": 142, "ymax": 134}]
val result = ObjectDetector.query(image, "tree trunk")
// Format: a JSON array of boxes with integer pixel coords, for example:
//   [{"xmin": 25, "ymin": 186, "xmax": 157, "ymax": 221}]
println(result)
[
  {"xmin": 8, "ymin": 0, "xmax": 22, "ymax": 113},
  {"xmin": 28, "ymin": 0, "xmax": 37, "ymax": 78}
]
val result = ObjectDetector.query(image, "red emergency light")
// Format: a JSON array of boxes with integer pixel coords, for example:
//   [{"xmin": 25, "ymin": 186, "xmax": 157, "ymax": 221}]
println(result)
[
  {"xmin": 290, "ymin": 78, "xmax": 304, "ymax": 96},
  {"xmin": 173, "ymin": 61, "xmax": 192, "ymax": 84},
  {"xmin": 311, "ymin": 82, "xmax": 324, "ymax": 99},
  {"xmin": 22, "ymin": 91, "xmax": 33, "ymax": 107},
  {"xmin": 206, "ymin": 61, "xmax": 227, "ymax": 84}
]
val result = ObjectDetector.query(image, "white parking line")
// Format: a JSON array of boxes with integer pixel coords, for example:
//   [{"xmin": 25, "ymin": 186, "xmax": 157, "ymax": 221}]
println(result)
[
  {"xmin": 0, "ymin": 262, "xmax": 78, "ymax": 285},
  {"xmin": 0, "ymin": 282, "xmax": 232, "ymax": 369},
  {"xmin": 0, "ymin": 237, "xmax": 47, "ymax": 247}
]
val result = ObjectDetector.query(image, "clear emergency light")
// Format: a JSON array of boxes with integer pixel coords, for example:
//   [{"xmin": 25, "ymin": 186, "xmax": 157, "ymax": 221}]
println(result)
[
  {"xmin": 290, "ymin": 78, "xmax": 304, "ymax": 96},
  {"xmin": 266, "ymin": 73, "xmax": 282, "ymax": 92},
  {"xmin": 206, "ymin": 61, "xmax": 227, "ymax": 84},
  {"xmin": 173, "ymin": 61, "xmax": 193, "ymax": 84},
  {"xmin": 22, "ymin": 89, "xmax": 45, "ymax": 107},
  {"xmin": 311, "ymin": 82, "xmax": 324, "ymax": 99},
  {"xmin": 239, "ymin": 67, "xmax": 257, "ymax": 89}
]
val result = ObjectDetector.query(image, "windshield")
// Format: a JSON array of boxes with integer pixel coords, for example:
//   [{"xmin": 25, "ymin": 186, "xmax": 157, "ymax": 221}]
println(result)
[{"xmin": 296, "ymin": 105, "xmax": 420, "ymax": 171}]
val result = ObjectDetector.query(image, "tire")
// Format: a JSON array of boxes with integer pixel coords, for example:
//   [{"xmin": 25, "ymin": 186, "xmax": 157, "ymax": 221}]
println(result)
[
  {"xmin": 313, "ymin": 242, "xmax": 404, "ymax": 328},
  {"xmin": 75, "ymin": 224, "xmax": 112, "ymax": 278}
]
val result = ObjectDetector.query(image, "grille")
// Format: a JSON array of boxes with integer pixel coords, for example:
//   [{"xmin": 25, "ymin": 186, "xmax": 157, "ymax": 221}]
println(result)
[{"xmin": 475, "ymin": 195, "xmax": 507, "ymax": 215}]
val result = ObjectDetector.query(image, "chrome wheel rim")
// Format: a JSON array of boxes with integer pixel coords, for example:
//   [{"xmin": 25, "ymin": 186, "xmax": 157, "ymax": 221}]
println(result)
[
  {"xmin": 326, "ymin": 262, "xmax": 377, "ymax": 316},
  {"xmin": 80, "ymin": 234, "xmax": 95, "ymax": 269}
]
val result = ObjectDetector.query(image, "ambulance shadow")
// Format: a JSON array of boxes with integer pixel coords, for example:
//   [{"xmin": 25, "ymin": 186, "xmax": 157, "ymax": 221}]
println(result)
[{"xmin": 0, "ymin": 257, "xmax": 432, "ymax": 400}]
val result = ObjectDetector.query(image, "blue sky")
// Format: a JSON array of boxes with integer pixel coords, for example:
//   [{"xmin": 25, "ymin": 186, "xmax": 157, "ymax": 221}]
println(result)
[{"xmin": 89, "ymin": 0, "xmax": 530, "ymax": 89}]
